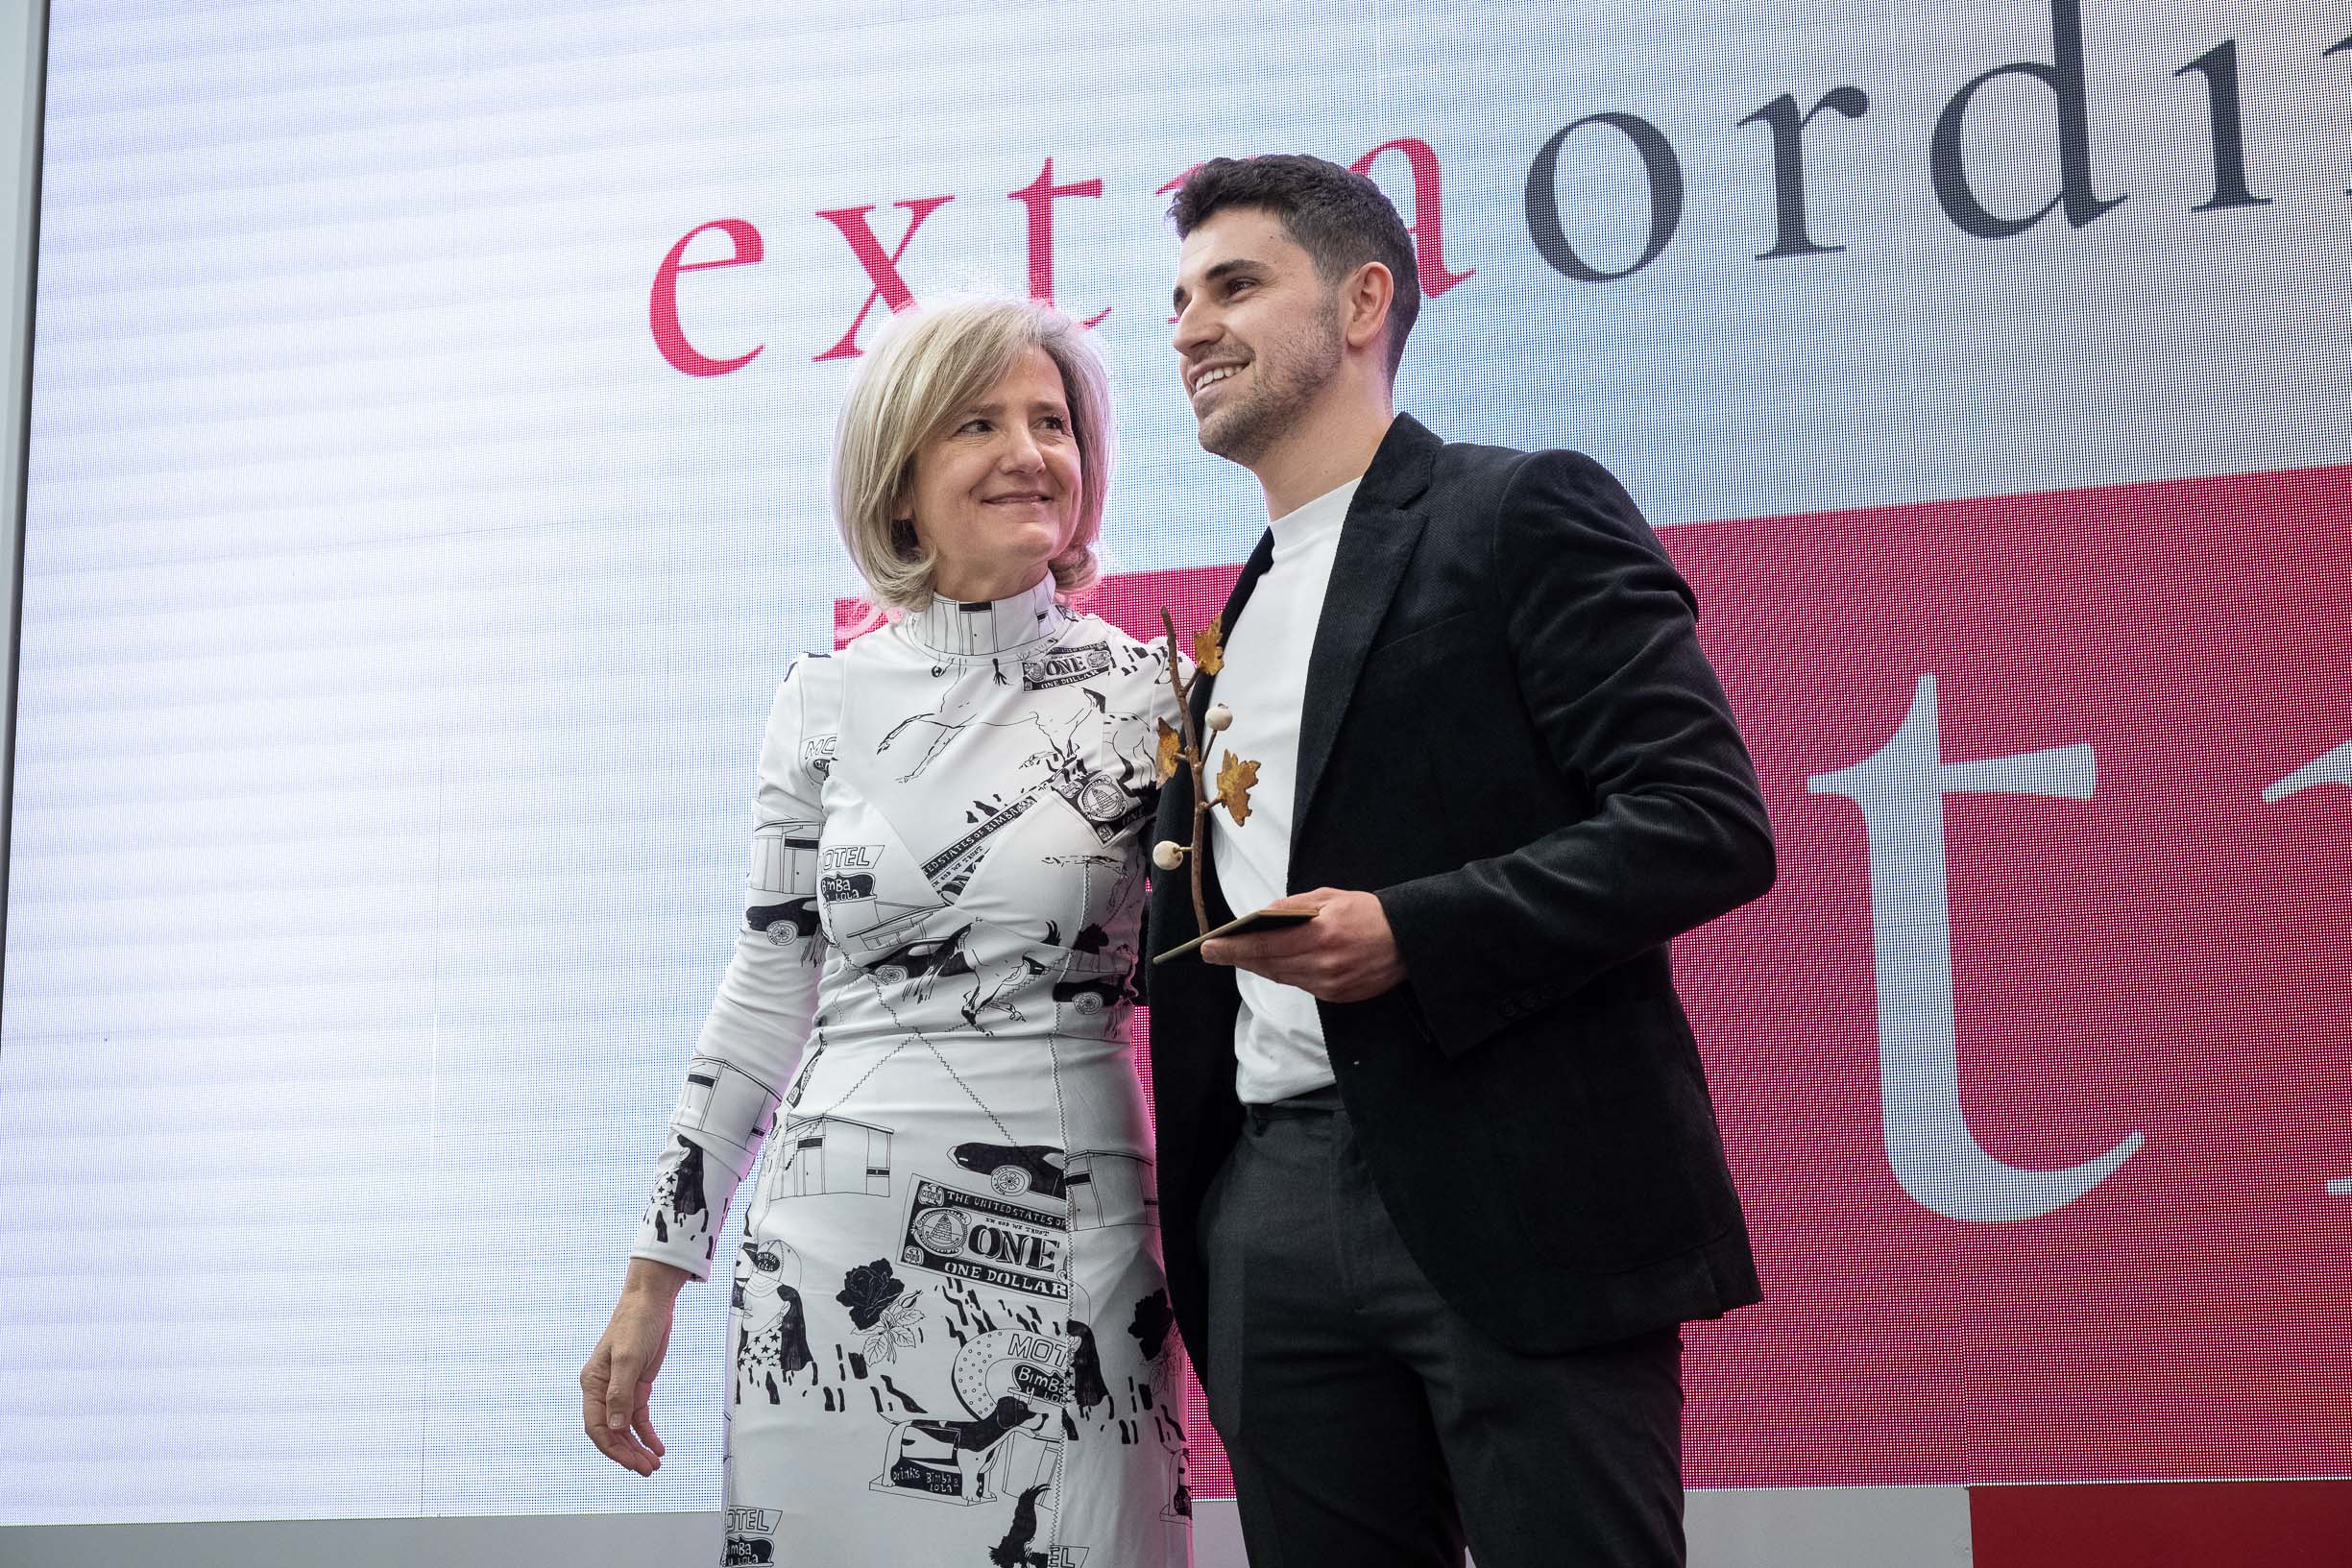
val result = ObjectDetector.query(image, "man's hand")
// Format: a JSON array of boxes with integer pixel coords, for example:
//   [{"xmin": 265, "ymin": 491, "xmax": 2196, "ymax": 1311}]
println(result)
[
  {"xmin": 581, "ymin": 1258, "xmax": 687, "ymax": 1477},
  {"xmin": 1200, "ymin": 887, "xmax": 1405, "ymax": 1002}
]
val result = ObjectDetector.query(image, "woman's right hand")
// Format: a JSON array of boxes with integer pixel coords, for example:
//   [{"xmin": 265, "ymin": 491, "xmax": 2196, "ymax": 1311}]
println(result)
[{"xmin": 581, "ymin": 1258, "xmax": 690, "ymax": 1476}]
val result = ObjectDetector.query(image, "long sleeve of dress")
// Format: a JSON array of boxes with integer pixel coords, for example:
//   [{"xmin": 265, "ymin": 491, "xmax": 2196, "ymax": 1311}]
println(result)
[{"xmin": 631, "ymin": 657, "xmax": 837, "ymax": 1278}]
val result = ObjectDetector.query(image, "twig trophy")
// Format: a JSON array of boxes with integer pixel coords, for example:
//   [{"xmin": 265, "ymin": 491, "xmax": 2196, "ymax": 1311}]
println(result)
[{"xmin": 1149, "ymin": 609, "xmax": 1317, "ymax": 963}]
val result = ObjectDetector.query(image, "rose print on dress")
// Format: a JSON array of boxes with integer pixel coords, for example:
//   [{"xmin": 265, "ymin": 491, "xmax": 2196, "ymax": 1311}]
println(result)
[{"xmin": 838, "ymin": 1257, "xmax": 926, "ymax": 1364}]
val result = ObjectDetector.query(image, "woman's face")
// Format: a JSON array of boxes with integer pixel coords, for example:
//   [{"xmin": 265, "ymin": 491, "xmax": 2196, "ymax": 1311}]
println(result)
[{"xmin": 901, "ymin": 345, "xmax": 1083, "ymax": 602}]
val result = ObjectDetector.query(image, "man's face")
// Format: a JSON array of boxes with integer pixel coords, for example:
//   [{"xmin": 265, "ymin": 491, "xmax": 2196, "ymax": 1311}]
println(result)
[{"xmin": 1171, "ymin": 206, "xmax": 1345, "ymax": 468}]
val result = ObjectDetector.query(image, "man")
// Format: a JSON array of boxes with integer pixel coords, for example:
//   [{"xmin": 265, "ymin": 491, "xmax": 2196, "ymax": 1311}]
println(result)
[{"xmin": 1144, "ymin": 155, "xmax": 1776, "ymax": 1568}]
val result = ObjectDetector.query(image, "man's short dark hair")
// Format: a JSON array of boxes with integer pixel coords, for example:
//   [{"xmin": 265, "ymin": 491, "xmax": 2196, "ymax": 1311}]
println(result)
[{"xmin": 1170, "ymin": 154, "xmax": 1420, "ymax": 379}]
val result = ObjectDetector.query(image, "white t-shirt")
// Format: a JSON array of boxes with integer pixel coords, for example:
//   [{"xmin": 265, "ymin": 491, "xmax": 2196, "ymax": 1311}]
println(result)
[{"xmin": 1207, "ymin": 474, "xmax": 1363, "ymax": 1104}]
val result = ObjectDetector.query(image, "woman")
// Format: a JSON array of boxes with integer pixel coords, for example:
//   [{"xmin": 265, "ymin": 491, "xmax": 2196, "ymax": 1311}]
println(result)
[{"xmin": 582, "ymin": 296, "xmax": 1189, "ymax": 1568}]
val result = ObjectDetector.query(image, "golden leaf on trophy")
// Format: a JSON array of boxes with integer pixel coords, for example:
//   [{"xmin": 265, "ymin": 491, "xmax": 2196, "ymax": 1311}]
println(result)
[
  {"xmin": 1214, "ymin": 752, "xmax": 1259, "ymax": 826},
  {"xmin": 1193, "ymin": 615, "xmax": 1225, "ymax": 676},
  {"xmin": 1154, "ymin": 717, "xmax": 1183, "ymax": 784}
]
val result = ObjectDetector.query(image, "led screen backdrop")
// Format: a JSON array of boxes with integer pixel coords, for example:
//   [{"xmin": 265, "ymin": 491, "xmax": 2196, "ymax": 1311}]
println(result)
[{"xmin": 4, "ymin": 0, "xmax": 2349, "ymax": 1529}]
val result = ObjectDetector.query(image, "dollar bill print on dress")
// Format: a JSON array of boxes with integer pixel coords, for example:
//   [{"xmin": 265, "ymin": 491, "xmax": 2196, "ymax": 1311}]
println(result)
[{"xmin": 632, "ymin": 579, "xmax": 1187, "ymax": 1566}]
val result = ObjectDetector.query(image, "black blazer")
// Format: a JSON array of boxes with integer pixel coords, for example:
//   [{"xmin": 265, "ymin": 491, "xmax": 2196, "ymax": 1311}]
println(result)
[{"xmin": 1144, "ymin": 414, "xmax": 1776, "ymax": 1360}]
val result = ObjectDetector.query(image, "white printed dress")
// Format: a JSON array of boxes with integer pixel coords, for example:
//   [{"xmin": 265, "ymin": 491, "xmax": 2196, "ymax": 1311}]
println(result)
[{"xmin": 632, "ymin": 578, "xmax": 1190, "ymax": 1568}]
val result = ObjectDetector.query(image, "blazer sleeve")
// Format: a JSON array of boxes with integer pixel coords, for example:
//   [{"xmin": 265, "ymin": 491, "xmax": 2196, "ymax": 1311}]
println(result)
[
  {"xmin": 630, "ymin": 658, "xmax": 836, "ymax": 1278},
  {"xmin": 1375, "ymin": 450, "xmax": 1775, "ymax": 1058}
]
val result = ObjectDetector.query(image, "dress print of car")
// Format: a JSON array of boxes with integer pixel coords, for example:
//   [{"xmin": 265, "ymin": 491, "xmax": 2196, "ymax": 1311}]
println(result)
[
  {"xmin": 745, "ymin": 897, "xmax": 822, "ymax": 944},
  {"xmin": 870, "ymin": 923, "xmax": 975, "ymax": 984},
  {"xmin": 1051, "ymin": 973, "xmax": 1131, "ymax": 1015},
  {"xmin": 951, "ymin": 1142, "xmax": 1069, "ymax": 1199}
]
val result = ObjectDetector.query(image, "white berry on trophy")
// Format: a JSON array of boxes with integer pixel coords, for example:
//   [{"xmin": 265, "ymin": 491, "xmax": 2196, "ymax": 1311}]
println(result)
[
  {"xmin": 1204, "ymin": 704, "xmax": 1233, "ymax": 732},
  {"xmin": 1152, "ymin": 840, "xmax": 1186, "ymax": 871}
]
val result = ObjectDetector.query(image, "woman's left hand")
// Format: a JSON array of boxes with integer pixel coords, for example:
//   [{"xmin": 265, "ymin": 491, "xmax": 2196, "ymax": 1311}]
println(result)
[{"xmin": 580, "ymin": 1259, "xmax": 687, "ymax": 1476}]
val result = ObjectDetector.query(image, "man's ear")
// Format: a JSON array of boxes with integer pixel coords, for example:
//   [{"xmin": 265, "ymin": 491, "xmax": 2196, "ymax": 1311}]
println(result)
[{"xmin": 1342, "ymin": 261, "xmax": 1396, "ymax": 356}]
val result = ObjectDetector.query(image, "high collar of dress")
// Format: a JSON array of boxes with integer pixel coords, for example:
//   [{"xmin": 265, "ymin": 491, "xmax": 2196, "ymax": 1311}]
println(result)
[{"xmin": 901, "ymin": 575, "xmax": 1068, "ymax": 659}]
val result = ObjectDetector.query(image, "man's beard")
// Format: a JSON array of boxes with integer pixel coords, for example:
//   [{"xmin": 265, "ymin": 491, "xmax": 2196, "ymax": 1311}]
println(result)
[{"xmin": 1197, "ymin": 301, "xmax": 1344, "ymax": 468}]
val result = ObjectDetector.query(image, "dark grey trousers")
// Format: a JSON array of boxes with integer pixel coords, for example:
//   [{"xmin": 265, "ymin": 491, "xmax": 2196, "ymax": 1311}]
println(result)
[{"xmin": 1196, "ymin": 1092, "xmax": 1686, "ymax": 1568}]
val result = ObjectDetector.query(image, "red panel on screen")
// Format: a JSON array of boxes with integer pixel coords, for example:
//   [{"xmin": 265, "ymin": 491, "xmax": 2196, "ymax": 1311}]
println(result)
[
  {"xmin": 1969, "ymin": 1480, "xmax": 2352, "ymax": 1567},
  {"xmin": 843, "ymin": 465, "xmax": 2352, "ymax": 1495},
  {"xmin": 1669, "ymin": 462, "xmax": 2352, "ymax": 1486}
]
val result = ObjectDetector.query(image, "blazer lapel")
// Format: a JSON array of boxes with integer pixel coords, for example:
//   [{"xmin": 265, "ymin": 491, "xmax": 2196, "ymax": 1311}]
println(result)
[
  {"xmin": 1164, "ymin": 528, "xmax": 1275, "ymax": 913},
  {"xmin": 1292, "ymin": 415, "xmax": 1441, "ymax": 832},
  {"xmin": 1194, "ymin": 528, "xmax": 1276, "ymax": 726}
]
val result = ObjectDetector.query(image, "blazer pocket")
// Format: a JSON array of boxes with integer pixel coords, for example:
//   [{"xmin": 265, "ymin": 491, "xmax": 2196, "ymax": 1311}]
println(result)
[{"xmin": 1358, "ymin": 612, "xmax": 1481, "ymax": 688}]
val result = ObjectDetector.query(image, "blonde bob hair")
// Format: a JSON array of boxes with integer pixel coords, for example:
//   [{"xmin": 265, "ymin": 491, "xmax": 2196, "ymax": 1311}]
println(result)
[{"xmin": 832, "ymin": 296, "xmax": 1112, "ymax": 613}]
